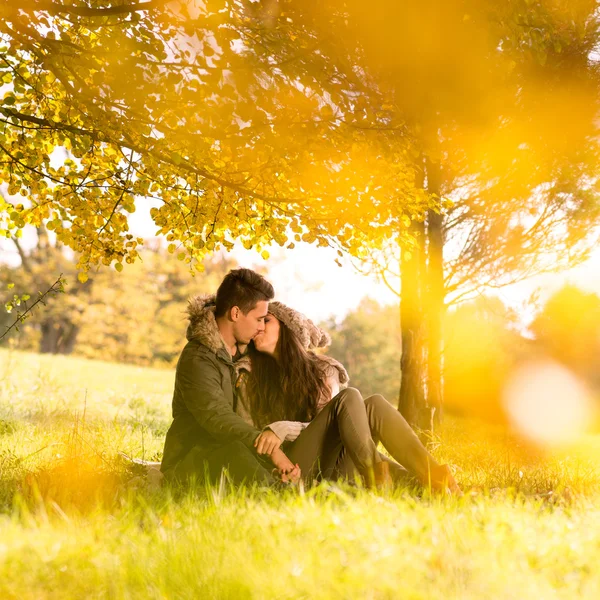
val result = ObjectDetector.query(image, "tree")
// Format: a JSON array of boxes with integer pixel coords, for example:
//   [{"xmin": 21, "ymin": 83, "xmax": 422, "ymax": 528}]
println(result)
[
  {"xmin": 294, "ymin": 0, "xmax": 600, "ymax": 427},
  {"xmin": 73, "ymin": 248, "xmax": 238, "ymax": 365},
  {"xmin": 0, "ymin": 0, "xmax": 428, "ymax": 282}
]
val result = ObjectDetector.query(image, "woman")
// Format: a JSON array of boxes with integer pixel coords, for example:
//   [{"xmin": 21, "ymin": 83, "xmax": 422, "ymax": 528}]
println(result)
[{"xmin": 237, "ymin": 301, "xmax": 461, "ymax": 494}]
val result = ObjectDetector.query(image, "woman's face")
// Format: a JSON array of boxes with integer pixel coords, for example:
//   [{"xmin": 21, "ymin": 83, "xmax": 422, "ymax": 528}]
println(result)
[{"xmin": 253, "ymin": 314, "xmax": 281, "ymax": 356}]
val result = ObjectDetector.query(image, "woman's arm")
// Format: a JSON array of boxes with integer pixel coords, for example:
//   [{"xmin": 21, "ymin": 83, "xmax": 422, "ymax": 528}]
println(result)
[
  {"xmin": 265, "ymin": 420, "xmax": 308, "ymax": 443},
  {"xmin": 254, "ymin": 420, "xmax": 309, "ymax": 454}
]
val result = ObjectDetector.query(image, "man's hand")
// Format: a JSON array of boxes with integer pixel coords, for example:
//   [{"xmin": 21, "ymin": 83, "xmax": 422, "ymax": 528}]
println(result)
[
  {"xmin": 254, "ymin": 429, "xmax": 282, "ymax": 456},
  {"xmin": 270, "ymin": 448, "xmax": 301, "ymax": 484}
]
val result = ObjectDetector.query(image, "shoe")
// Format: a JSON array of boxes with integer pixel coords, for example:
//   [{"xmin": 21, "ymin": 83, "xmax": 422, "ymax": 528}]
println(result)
[
  {"xmin": 373, "ymin": 461, "xmax": 393, "ymax": 491},
  {"xmin": 426, "ymin": 464, "xmax": 463, "ymax": 496}
]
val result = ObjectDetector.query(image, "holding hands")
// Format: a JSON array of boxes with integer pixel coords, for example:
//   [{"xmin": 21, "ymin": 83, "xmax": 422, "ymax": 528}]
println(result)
[
  {"xmin": 271, "ymin": 448, "xmax": 301, "ymax": 483},
  {"xmin": 255, "ymin": 431, "xmax": 301, "ymax": 484}
]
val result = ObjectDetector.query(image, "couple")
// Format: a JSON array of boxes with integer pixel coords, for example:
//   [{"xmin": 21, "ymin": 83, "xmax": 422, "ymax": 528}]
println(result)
[{"xmin": 160, "ymin": 268, "xmax": 460, "ymax": 494}]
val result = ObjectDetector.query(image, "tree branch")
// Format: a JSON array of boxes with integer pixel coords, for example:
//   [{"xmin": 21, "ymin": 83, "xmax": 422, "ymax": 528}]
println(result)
[{"xmin": 12, "ymin": 237, "xmax": 32, "ymax": 274}]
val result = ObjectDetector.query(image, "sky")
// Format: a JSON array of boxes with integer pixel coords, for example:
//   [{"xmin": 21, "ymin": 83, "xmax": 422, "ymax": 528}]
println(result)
[{"xmin": 225, "ymin": 240, "xmax": 600, "ymax": 327}]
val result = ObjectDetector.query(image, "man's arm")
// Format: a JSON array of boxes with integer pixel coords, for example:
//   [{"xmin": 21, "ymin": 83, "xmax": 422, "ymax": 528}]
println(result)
[{"xmin": 178, "ymin": 349, "xmax": 261, "ymax": 448}]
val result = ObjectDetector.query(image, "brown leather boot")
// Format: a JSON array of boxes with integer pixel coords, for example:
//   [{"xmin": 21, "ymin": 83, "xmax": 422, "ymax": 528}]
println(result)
[
  {"xmin": 373, "ymin": 461, "xmax": 393, "ymax": 491},
  {"xmin": 426, "ymin": 464, "xmax": 462, "ymax": 496}
]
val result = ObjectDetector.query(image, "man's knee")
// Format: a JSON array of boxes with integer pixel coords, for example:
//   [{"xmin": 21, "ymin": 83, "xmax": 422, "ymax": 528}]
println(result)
[
  {"xmin": 219, "ymin": 440, "xmax": 250, "ymax": 456},
  {"xmin": 209, "ymin": 440, "xmax": 272, "ymax": 484},
  {"xmin": 214, "ymin": 440, "xmax": 258, "ymax": 467}
]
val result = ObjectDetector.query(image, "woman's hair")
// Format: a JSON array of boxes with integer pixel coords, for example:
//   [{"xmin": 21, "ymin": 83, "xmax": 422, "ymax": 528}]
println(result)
[{"xmin": 246, "ymin": 321, "xmax": 330, "ymax": 428}]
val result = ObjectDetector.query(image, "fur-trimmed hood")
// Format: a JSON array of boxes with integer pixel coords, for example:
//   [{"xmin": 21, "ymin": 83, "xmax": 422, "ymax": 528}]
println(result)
[{"xmin": 185, "ymin": 293, "xmax": 228, "ymax": 355}]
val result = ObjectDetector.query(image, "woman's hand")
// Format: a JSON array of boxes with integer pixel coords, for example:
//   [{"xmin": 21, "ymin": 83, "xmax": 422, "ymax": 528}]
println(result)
[
  {"xmin": 270, "ymin": 448, "xmax": 301, "ymax": 484},
  {"xmin": 254, "ymin": 429, "xmax": 283, "ymax": 456}
]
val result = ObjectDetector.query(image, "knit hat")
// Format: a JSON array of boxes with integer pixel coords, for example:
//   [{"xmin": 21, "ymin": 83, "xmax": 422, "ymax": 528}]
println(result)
[{"xmin": 268, "ymin": 301, "xmax": 331, "ymax": 350}]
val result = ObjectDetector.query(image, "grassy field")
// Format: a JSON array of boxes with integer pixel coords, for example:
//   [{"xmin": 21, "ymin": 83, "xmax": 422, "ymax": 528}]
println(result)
[{"xmin": 1, "ymin": 347, "xmax": 600, "ymax": 599}]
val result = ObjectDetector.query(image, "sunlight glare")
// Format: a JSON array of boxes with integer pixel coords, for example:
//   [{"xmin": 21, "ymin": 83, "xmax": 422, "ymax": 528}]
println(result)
[{"xmin": 502, "ymin": 360, "xmax": 595, "ymax": 445}]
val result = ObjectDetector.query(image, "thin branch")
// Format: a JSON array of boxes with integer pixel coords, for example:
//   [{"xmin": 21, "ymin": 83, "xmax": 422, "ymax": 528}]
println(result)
[
  {"xmin": 96, "ymin": 148, "xmax": 135, "ymax": 237},
  {"xmin": 379, "ymin": 266, "xmax": 400, "ymax": 298},
  {"xmin": 1, "ymin": 274, "xmax": 65, "ymax": 342}
]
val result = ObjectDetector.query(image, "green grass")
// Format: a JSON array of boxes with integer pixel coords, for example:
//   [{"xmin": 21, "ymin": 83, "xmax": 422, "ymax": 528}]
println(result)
[{"xmin": 1, "ymin": 347, "xmax": 600, "ymax": 599}]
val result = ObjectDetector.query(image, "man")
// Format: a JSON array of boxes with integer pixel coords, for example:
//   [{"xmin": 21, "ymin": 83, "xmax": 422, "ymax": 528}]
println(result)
[{"xmin": 161, "ymin": 268, "xmax": 299, "ymax": 485}]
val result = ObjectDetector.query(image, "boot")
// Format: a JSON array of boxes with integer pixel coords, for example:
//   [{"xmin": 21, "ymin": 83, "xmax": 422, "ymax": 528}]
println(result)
[
  {"xmin": 426, "ymin": 463, "xmax": 462, "ymax": 496},
  {"xmin": 373, "ymin": 461, "xmax": 393, "ymax": 491}
]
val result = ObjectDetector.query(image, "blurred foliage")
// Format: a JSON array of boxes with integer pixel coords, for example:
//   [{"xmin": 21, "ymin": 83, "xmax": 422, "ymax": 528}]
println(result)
[
  {"xmin": 336, "ymin": 0, "xmax": 600, "ymax": 296},
  {"xmin": 325, "ymin": 298, "xmax": 401, "ymax": 404},
  {"xmin": 73, "ymin": 248, "xmax": 236, "ymax": 365},
  {"xmin": 443, "ymin": 296, "xmax": 530, "ymax": 423},
  {"xmin": 531, "ymin": 285, "xmax": 600, "ymax": 388},
  {"xmin": 325, "ymin": 289, "xmax": 600, "ymax": 423},
  {"xmin": 0, "ymin": 235, "xmax": 236, "ymax": 365}
]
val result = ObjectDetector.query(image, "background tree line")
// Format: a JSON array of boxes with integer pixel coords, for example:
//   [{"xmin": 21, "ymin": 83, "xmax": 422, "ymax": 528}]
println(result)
[
  {"xmin": 3, "ymin": 240, "xmax": 599, "ymax": 424},
  {"xmin": 0, "ymin": 232, "xmax": 237, "ymax": 364}
]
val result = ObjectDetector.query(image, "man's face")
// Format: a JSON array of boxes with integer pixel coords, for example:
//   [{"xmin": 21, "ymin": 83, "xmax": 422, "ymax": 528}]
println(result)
[{"xmin": 231, "ymin": 300, "xmax": 269, "ymax": 345}]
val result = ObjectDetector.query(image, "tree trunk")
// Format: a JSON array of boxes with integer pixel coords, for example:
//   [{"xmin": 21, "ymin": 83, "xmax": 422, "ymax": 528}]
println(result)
[
  {"xmin": 398, "ymin": 168, "xmax": 427, "ymax": 426},
  {"xmin": 425, "ymin": 157, "xmax": 445, "ymax": 428},
  {"xmin": 57, "ymin": 322, "xmax": 79, "ymax": 354},
  {"xmin": 40, "ymin": 321, "xmax": 60, "ymax": 354}
]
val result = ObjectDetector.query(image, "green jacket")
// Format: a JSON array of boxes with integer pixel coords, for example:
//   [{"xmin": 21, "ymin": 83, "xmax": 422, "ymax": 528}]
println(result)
[{"xmin": 160, "ymin": 294, "xmax": 261, "ymax": 475}]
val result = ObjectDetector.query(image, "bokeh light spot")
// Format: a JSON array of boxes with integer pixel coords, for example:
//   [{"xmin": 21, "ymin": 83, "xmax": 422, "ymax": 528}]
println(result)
[{"xmin": 503, "ymin": 360, "xmax": 595, "ymax": 446}]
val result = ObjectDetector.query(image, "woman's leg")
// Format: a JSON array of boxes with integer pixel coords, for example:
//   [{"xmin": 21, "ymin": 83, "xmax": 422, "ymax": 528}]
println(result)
[
  {"xmin": 363, "ymin": 394, "xmax": 458, "ymax": 490},
  {"xmin": 285, "ymin": 387, "xmax": 380, "ymax": 482}
]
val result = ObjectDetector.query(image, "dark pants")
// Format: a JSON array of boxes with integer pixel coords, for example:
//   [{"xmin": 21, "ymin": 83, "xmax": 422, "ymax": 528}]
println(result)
[
  {"xmin": 285, "ymin": 388, "xmax": 437, "ymax": 486},
  {"xmin": 167, "ymin": 440, "xmax": 275, "ymax": 486}
]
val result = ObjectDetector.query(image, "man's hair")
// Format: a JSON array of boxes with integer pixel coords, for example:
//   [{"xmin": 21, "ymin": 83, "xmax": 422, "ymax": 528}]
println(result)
[{"xmin": 215, "ymin": 268, "xmax": 274, "ymax": 317}]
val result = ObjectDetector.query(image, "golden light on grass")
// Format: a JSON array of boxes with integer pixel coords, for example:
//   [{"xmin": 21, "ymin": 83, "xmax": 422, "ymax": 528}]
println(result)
[{"xmin": 503, "ymin": 360, "xmax": 596, "ymax": 446}]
